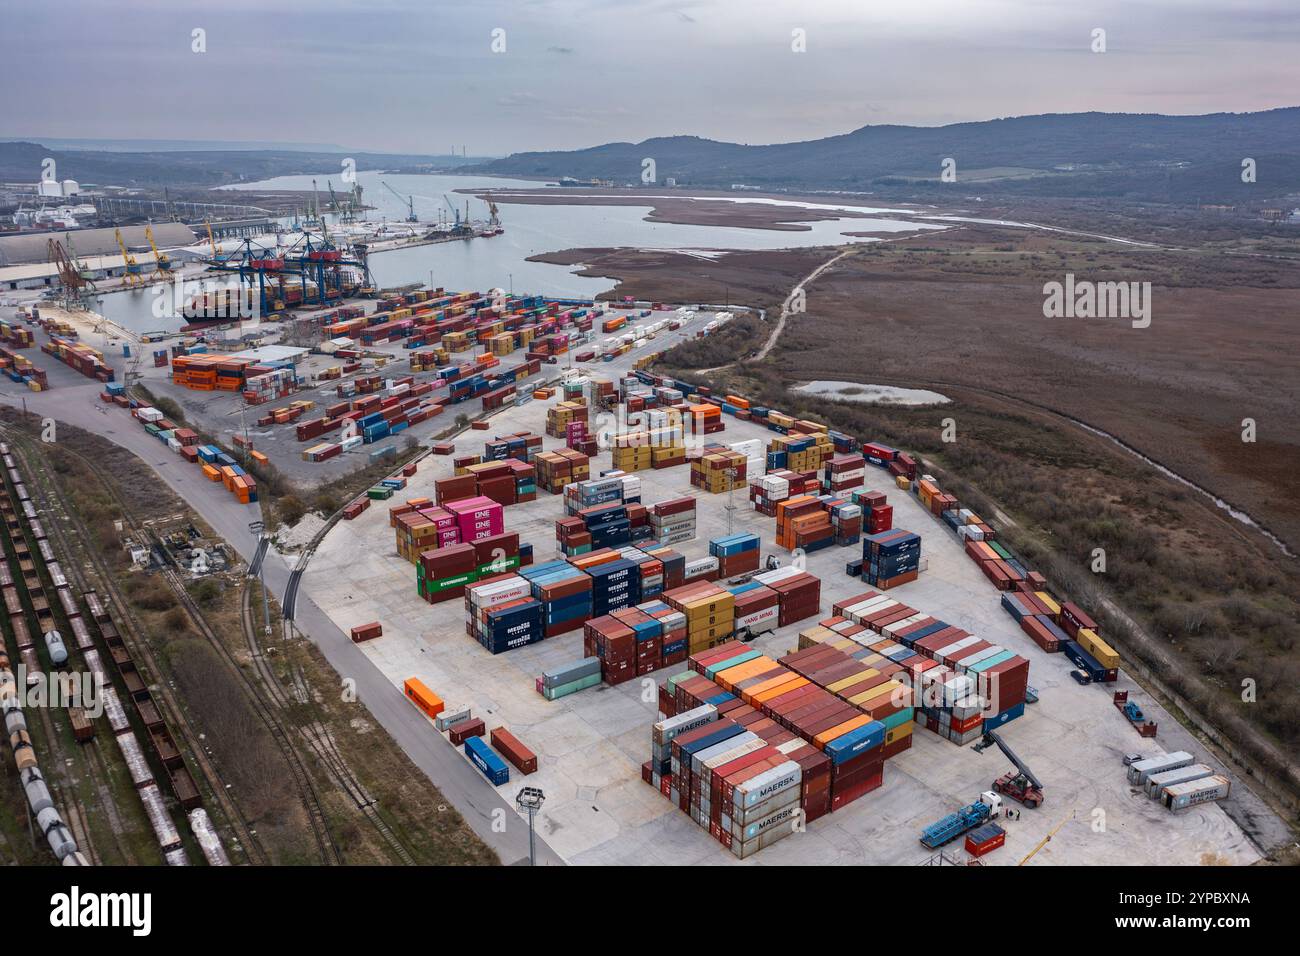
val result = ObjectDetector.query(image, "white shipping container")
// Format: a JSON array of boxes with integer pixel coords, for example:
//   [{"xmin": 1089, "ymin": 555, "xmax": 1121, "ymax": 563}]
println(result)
[
  {"xmin": 735, "ymin": 604, "xmax": 779, "ymax": 634},
  {"xmin": 1127, "ymin": 751, "xmax": 1195, "ymax": 786},
  {"xmin": 933, "ymin": 636, "xmax": 980, "ymax": 662},
  {"xmin": 732, "ymin": 760, "xmax": 802, "ymax": 810},
  {"xmin": 435, "ymin": 706, "xmax": 472, "ymax": 732},
  {"xmin": 650, "ymin": 707, "xmax": 722, "ymax": 749},
  {"xmin": 1162, "ymin": 775, "xmax": 1230, "ymax": 811},
  {"xmin": 1145, "ymin": 764, "xmax": 1215, "ymax": 799},
  {"xmin": 683, "ymin": 556, "xmax": 719, "ymax": 577}
]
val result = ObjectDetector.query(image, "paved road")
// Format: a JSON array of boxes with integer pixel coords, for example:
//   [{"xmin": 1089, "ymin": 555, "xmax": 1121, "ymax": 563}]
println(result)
[{"xmin": 0, "ymin": 380, "xmax": 563, "ymax": 865}]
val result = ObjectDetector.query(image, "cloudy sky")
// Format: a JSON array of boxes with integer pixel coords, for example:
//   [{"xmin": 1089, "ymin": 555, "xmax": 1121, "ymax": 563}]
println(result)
[{"xmin": 2, "ymin": 0, "xmax": 1296, "ymax": 155}]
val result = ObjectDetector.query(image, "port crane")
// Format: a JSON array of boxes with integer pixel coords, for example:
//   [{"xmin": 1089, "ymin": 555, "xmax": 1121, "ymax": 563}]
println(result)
[
  {"xmin": 326, "ymin": 179, "xmax": 363, "ymax": 223},
  {"xmin": 484, "ymin": 198, "xmax": 503, "ymax": 236},
  {"xmin": 383, "ymin": 181, "xmax": 418, "ymax": 222},
  {"xmin": 204, "ymin": 221, "xmax": 226, "ymax": 261},
  {"xmin": 113, "ymin": 227, "xmax": 144, "ymax": 287},
  {"xmin": 442, "ymin": 194, "xmax": 473, "ymax": 236},
  {"xmin": 144, "ymin": 223, "xmax": 173, "ymax": 276},
  {"xmin": 974, "ymin": 729, "xmax": 1044, "ymax": 808},
  {"xmin": 46, "ymin": 237, "xmax": 96, "ymax": 309}
]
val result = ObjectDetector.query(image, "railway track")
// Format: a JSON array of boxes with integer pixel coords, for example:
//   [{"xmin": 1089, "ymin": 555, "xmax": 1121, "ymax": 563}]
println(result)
[
  {"xmin": 2, "ymin": 425, "xmax": 257, "ymax": 862},
  {"xmin": 243, "ymin": 580, "xmax": 415, "ymax": 865},
  {"xmin": 160, "ymin": 561, "xmax": 342, "ymax": 865},
  {"xmin": 0, "ymin": 425, "xmax": 323, "ymax": 865},
  {"xmin": 8, "ymin": 414, "xmax": 419, "ymax": 866}
]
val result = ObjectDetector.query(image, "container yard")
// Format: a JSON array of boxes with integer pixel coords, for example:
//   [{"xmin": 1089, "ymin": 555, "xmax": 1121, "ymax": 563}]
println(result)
[
  {"xmin": 303, "ymin": 358, "xmax": 1263, "ymax": 867},
  {"xmin": 94, "ymin": 293, "xmax": 726, "ymax": 485}
]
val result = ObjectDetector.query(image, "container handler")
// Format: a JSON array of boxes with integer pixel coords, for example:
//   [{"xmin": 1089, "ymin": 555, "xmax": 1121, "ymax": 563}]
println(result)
[{"xmin": 974, "ymin": 729, "xmax": 1045, "ymax": 808}]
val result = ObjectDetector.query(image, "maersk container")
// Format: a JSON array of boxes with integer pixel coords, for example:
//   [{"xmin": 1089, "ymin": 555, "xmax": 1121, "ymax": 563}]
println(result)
[
  {"xmin": 732, "ymin": 760, "xmax": 802, "ymax": 810},
  {"xmin": 435, "ymin": 706, "xmax": 472, "ymax": 732},
  {"xmin": 1162, "ymin": 775, "xmax": 1230, "ymax": 811},
  {"xmin": 737, "ymin": 795, "xmax": 802, "ymax": 843},
  {"xmin": 1127, "ymin": 751, "xmax": 1194, "ymax": 786},
  {"xmin": 653, "ymin": 704, "xmax": 718, "ymax": 746},
  {"xmin": 1145, "ymin": 763, "xmax": 1215, "ymax": 799},
  {"xmin": 464, "ymin": 736, "xmax": 510, "ymax": 785}
]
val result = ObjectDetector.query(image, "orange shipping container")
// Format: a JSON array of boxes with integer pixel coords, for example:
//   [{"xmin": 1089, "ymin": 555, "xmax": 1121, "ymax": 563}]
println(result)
[
  {"xmin": 404, "ymin": 678, "xmax": 444, "ymax": 720},
  {"xmin": 403, "ymin": 681, "xmax": 444, "ymax": 717},
  {"xmin": 814, "ymin": 714, "xmax": 873, "ymax": 748}
]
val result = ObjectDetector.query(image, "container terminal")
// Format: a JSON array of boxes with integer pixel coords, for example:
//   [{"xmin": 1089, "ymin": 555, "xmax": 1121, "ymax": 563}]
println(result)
[
  {"xmin": 3, "ymin": 192, "xmax": 1295, "ymax": 876},
  {"xmin": 0, "ymin": 243, "xmax": 1288, "ymax": 871}
]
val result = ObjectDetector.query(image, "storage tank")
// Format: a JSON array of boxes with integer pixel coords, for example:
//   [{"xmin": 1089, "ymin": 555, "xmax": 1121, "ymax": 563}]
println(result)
[
  {"xmin": 61, "ymin": 179, "xmax": 80, "ymax": 196},
  {"xmin": 43, "ymin": 629, "xmax": 68, "ymax": 666}
]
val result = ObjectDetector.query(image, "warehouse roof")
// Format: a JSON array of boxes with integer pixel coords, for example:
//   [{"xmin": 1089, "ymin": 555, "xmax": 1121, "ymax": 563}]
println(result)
[
  {"xmin": 228, "ymin": 345, "xmax": 308, "ymax": 364},
  {"xmin": 0, "ymin": 223, "xmax": 197, "ymax": 266}
]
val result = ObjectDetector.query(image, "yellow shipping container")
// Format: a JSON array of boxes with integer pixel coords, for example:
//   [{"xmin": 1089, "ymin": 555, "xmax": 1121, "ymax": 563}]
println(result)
[
  {"xmin": 885, "ymin": 723, "xmax": 913, "ymax": 746},
  {"xmin": 828, "ymin": 669, "xmax": 879, "ymax": 694},
  {"xmin": 1077, "ymin": 628, "xmax": 1121, "ymax": 670}
]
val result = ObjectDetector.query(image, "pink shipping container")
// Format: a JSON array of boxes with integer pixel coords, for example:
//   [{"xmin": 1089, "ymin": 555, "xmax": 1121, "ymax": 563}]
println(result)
[{"xmin": 444, "ymin": 495, "xmax": 505, "ymax": 542}]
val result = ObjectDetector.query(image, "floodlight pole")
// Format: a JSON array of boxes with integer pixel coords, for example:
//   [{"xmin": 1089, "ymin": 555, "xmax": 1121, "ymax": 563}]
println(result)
[{"xmin": 515, "ymin": 786, "xmax": 545, "ymax": 866}]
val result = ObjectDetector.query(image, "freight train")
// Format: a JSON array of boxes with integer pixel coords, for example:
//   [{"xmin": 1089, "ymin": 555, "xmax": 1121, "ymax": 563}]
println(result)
[{"xmin": 0, "ymin": 441, "xmax": 220, "ymax": 866}]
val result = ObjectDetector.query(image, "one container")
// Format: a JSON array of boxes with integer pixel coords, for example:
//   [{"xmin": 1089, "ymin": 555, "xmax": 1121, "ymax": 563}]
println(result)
[
  {"xmin": 1161, "ymin": 775, "xmax": 1230, "ymax": 812},
  {"xmin": 490, "ymin": 727, "xmax": 538, "ymax": 775},
  {"xmin": 464, "ymin": 736, "xmax": 510, "ymax": 786}
]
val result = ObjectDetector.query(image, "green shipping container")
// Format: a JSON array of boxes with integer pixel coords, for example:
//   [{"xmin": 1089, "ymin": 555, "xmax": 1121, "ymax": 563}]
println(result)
[
  {"xmin": 421, "ymin": 570, "xmax": 480, "ymax": 595},
  {"xmin": 477, "ymin": 555, "xmax": 521, "ymax": 576},
  {"xmin": 542, "ymin": 671, "xmax": 602, "ymax": 700}
]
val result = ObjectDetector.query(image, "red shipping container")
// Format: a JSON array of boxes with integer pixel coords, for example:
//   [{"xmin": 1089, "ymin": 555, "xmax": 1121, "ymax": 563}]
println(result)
[
  {"xmin": 448, "ymin": 717, "xmax": 486, "ymax": 746},
  {"xmin": 490, "ymin": 727, "xmax": 538, "ymax": 774}
]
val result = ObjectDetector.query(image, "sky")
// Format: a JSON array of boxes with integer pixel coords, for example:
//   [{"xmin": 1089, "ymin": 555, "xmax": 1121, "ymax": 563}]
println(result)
[{"xmin": 1, "ymin": 0, "xmax": 1296, "ymax": 156}]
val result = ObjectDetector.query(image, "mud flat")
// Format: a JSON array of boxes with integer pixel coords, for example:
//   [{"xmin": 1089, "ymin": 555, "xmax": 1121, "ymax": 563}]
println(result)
[{"xmin": 794, "ymin": 380, "xmax": 951, "ymax": 406}]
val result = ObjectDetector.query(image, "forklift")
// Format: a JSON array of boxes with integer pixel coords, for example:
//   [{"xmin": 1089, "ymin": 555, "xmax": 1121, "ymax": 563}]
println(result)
[{"xmin": 974, "ymin": 729, "xmax": 1045, "ymax": 808}]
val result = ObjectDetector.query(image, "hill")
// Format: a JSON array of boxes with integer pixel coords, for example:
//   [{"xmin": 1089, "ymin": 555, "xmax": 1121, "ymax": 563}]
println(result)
[
  {"xmin": 468, "ymin": 109, "xmax": 1300, "ymax": 203},
  {"xmin": 0, "ymin": 142, "xmax": 486, "ymax": 188}
]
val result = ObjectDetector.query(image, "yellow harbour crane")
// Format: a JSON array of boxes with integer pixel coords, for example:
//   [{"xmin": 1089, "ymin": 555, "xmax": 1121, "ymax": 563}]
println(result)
[
  {"xmin": 144, "ymin": 223, "xmax": 173, "ymax": 276},
  {"xmin": 114, "ymin": 227, "xmax": 144, "ymax": 287},
  {"xmin": 205, "ymin": 221, "xmax": 224, "ymax": 259}
]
